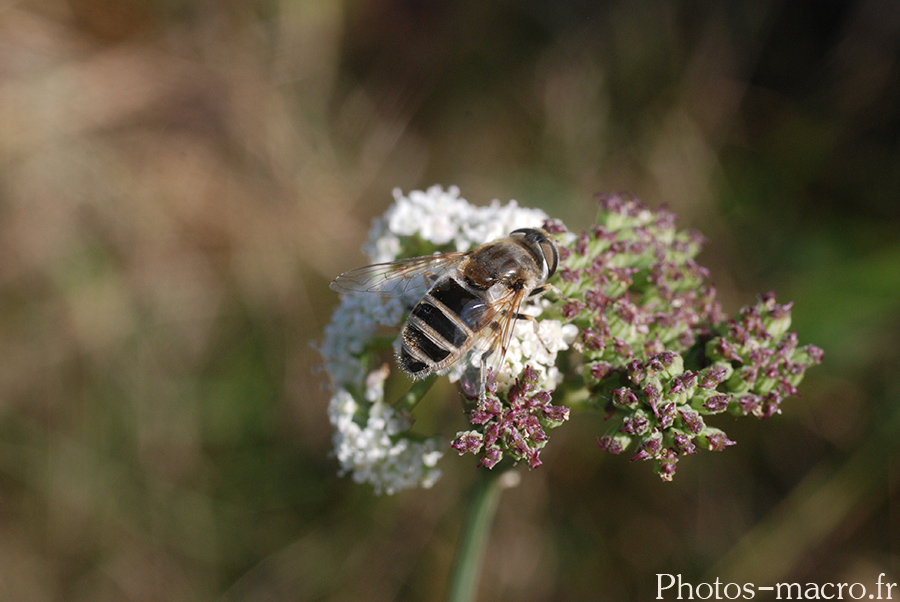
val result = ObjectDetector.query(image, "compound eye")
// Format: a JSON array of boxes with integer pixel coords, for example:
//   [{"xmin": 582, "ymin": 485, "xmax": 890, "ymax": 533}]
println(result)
[
  {"xmin": 540, "ymin": 238, "xmax": 559, "ymax": 278},
  {"xmin": 510, "ymin": 228, "xmax": 558, "ymax": 278}
]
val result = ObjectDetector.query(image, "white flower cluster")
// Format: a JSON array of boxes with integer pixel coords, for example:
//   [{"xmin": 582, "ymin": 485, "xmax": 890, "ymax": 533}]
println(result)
[
  {"xmin": 501, "ymin": 314, "xmax": 579, "ymax": 390},
  {"xmin": 364, "ymin": 185, "xmax": 551, "ymax": 262},
  {"xmin": 321, "ymin": 185, "xmax": 565, "ymax": 493},
  {"xmin": 319, "ymin": 291, "xmax": 412, "ymax": 389},
  {"xmin": 328, "ymin": 367, "xmax": 442, "ymax": 495}
]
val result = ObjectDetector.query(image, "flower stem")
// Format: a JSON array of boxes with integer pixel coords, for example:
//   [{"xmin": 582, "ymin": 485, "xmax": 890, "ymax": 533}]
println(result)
[
  {"xmin": 446, "ymin": 468, "xmax": 507, "ymax": 602},
  {"xmin": 395, "ymin": 374, "xmax": 437, "ymax": 411}
]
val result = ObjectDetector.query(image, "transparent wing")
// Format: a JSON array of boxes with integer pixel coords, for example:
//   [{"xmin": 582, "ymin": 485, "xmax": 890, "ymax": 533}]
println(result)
[
  {"xmin": 468, "ymin": 285, "xmax": 530, "ymax": 374},
  {"xmin": 329, "ymin": 252, "xmax": 467, "ymax": 296}
]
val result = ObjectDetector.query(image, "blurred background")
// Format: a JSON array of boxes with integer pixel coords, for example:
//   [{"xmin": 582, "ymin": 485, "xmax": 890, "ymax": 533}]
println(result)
[{"xmin": 0, "ymin": 0, "xmax": 898, "ymax": 600}]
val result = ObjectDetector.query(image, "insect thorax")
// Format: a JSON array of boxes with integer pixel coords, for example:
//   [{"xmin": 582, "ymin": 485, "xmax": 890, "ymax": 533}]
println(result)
[{"xmin": 461, "ymin": 242, "xmax": 541, "ymax": 291}]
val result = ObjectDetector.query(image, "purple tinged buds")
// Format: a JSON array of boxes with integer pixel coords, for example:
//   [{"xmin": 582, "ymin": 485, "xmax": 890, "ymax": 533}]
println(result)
[
  {"xmin": 612, "ymin": 338, "xmax": 634, "ymax": 358},
  {"xmin": 454, "ymin": 365, "xmax": 569, "ymax": 471},
  {"xmin": 621, "ymin": 411, "xmax": 651, "ymax": 435},
  {"xmin": 672, "ymin": 432, "xmax": 696, "ymax": 455},
  {"xmin": 631, "ymin": 448, "xmax": 652, "ymax": 462},
  {"xmin": 542, "ymin": 218, "xmax": 567, "ymax": 235},
  {"xmin": 562, "ymin": 300, "xmax": 586, "ymax": 319},
  {"xmin": 698, "ymin": 364, "xmax": 731, "ymax": 388},
  {"xmin": 560, "ymin": 266, "xmax": 580, "ymax": 283},
  {"xmin": 643, "ymin": 384, "xmax": 661, "ymax": 407},
  {"xmin": 740, "ymin": 365, "xmax": 760, "ymax": 385},
  {"xmin": 736, "ymin": 394, "xmax": 762, "ymax": 416},
  {"xmin": 636, "ymin": 432, "xmax": 663, "ymax": 458},
  {"xmin": 657, "ymin": 403, "xmax": 676, "ymax": 429},
  {"xmin": 583, "ymin": 328, "xmax": 606, "ymax": 351},
  {"xmin": 597, "ymin": 435, "xmax": 627, "ymax": 455},
  {"xmin": 597, "ymin": 435, "xmax": 614, "ymax": 453},
  {"xmin": 543, "ymin": 195, "xmax": 820, "ymax": 480},
  {"xmin": 612, "ymin": 388, "xmax": 640, "ymax": 407},
  {"xmin": 658, "ymin": 352, "xmax": 684, "ymax": 378},
  {"xmin": 712, "ymin": 338, "xmax": 742, "ymax": 362},
  {"xmin": 700, "ymin": 393, "xmax": 732, "ymax": 413},
  {"xmin": 667, "ymin": 377, "xmax": 685, "ymax": 396},
  {"xmin": 701, "ymin": 429, "xmax": 736, "ymax": 451},
  {"xmin": 677, "ymin": 371, "xmax": 697, "ymax": 389},
  {"xmin": 590, "ymin": 362, "xmax": 613, "ymax": 381},
  {"xmin": 656, "ymin": 449, "xmax": 679, "ymax": 481},
  {"xmin": 678, "ymin": 408, "xmax": 705, "ymax": 435},
  {"xmin": 451, "ymin": 431, "xmax": 484, "ymax": 455},
  {"xmin": 805, "ymin": 345, "xmax": 825, "ymax": 364},
  {"xmin": 479, "ymin": 447, "xmax": 503, "ymax": 469}
]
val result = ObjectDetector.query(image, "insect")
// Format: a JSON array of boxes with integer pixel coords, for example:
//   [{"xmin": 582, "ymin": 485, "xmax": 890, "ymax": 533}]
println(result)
[{"xmin": 330, "ymin": 228, "xmax": 559, "ymax": 404}]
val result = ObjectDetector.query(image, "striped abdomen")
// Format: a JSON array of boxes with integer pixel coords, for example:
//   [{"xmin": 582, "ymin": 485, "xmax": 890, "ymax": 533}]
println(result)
[{"xmin": 398, "ymin": 276, "xmax": 493, "ymax": 378}]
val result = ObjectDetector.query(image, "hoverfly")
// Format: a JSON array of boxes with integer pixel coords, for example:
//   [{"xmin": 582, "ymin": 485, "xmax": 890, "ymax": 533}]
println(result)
[{"xmin": 330, "ymin": 228, "xmax": 559, "ymax": 405}]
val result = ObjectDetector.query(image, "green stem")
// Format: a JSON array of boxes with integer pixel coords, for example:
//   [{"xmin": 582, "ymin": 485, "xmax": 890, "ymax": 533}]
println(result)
[
  {"xmin": 446, "ymin": 468, "xmax": 507, "ymax": 602},
  {"xmin": 394, "ymin": 374, "xmax": 437, "ymax": 411}
]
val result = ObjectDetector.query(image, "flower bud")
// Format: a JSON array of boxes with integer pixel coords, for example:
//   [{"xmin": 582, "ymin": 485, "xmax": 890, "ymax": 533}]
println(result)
[
  {"xmin": 597, "ymin": 433, "xmax": 631, "ymax": 455},
  {"xmin": 656, "ymin": 449, "xmax": 679, "ymax": 481},
  {"xmin": 699, "ymin": 428, "xmax": 736, "ymax": 451}
]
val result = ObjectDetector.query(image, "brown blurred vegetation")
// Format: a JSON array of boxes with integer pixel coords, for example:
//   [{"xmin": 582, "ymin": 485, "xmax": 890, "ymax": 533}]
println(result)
[{"xmin": 0, "ymin": 0, "xmax": 898, "ymax": 601}]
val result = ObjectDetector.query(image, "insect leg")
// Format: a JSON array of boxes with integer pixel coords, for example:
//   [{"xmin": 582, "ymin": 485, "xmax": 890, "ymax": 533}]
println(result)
[
  {"xmin": 478, "ymin": 353, "xmax": 487, "ymax": 406},
  {"xmin": 478, "ymin": 350, "xmax": 493, "ymax": 408},
  {"xmin": 512, "ymin": 313, "xmax": 540, "ymax": 338},
  {"xmin": 528, "ymin": 282, "xmax": 561, "ymax": 297}
]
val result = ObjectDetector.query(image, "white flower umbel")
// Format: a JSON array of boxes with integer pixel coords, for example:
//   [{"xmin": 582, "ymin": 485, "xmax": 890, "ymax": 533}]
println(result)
[
  {"xmin": 320, "ymin": 185, "xmax": 562, "ymax": 493},
  {"xmin": 319, "ymin": 291, "xmax": 415, "ymax": 389},
  {"xmin": 501, "ymin": 315, "xmax": 579, "ymax": 390},
  {"xmin": 328, "ymin": 367, "xmax": 442, "ymax": 495},
  {"xmin": 364, "ymin": 185, "xmax": 551, "ymax": 262}
]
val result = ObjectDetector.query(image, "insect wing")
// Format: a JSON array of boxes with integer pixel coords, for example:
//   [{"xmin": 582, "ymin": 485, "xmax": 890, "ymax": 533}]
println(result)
[
  {"xmin": 468, "ymin": 285, "xmax": 530, "ymax": 374},
  {"xmin": 330, "ymin": 252, "xmax": 466, "ymax": 296}
]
